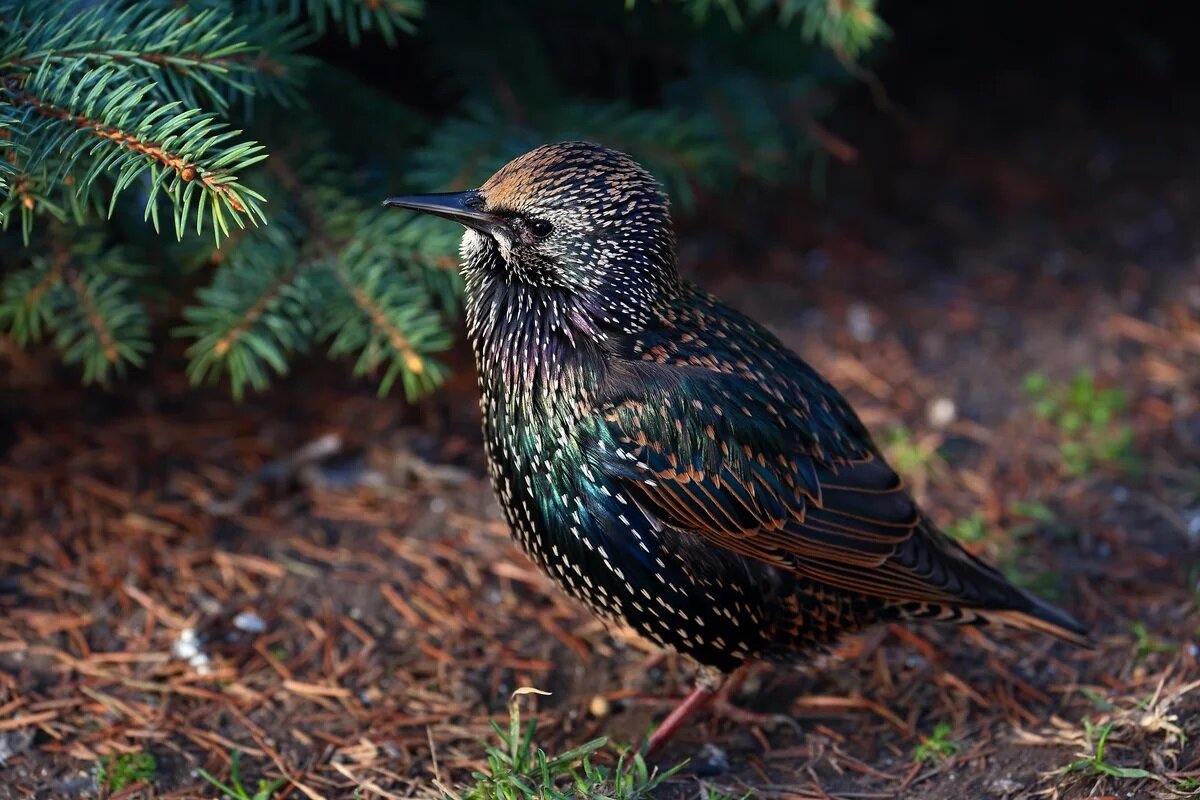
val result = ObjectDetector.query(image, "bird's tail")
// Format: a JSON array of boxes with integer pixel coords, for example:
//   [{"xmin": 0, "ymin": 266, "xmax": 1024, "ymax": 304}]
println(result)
[
  {"xmin": 975, "ymin": 596, "xmax": 1093, "ymax": 648},
  {"xmin": 901, "ymin": 518, "xmax": 1094, "ymax": 648}
]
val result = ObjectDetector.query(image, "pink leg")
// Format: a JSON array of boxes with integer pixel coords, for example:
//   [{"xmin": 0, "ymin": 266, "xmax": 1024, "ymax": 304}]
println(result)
[
  {"xmin": 643, "ymin": 682, "xmax": 718, "ymax": 758},
  {"xmin": 641, "ymin": 665, "xmax": 800, "ymax": 757}
]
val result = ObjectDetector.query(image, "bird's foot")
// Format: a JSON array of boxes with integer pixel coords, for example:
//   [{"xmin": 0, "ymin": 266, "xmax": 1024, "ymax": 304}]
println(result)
[
  {"xmin": 640, "ymin": 665, "xmax": 800, "ymax": 758},
  {"xmin": 707, "ymin": 664, "xmax": 801, "ymax": 736},
  {"xmin": 707, "ymin": 693, "xmax": 803, "ymax": 736},
  {"xmin": 642, "ymin": 682, "xmax": 715, "ymax": 759}
]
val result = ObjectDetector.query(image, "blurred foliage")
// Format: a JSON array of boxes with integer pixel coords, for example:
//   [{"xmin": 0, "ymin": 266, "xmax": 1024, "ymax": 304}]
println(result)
[
  {"xmin": 1022, "ymin": 370, "xmax": 1141, "ymax": 477},
  {"xmin": 912, "ymin": 722, "xmax": 961, "ymax": 764},
  {"xmin": 0, "ymin": 0, "xmax": 886, "ymax": 397},
  {"xmin": 94, "ymin": 750, "xmax": 157, "ymax": 793},
  {"xmin": 945, "ymin": 510, "xmax": 987, "ymax": 543},
  {"xmin": 198, "ymin": 750, "xmax": 285, "ymax": 800},
  {"xmin": 442, "ymin": 687, "xmax": 684, "ymax": 800}
]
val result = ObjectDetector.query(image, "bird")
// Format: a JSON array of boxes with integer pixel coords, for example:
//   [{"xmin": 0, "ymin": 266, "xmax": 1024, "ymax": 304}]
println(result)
[{"xmin": 383, "ymin": 141, "xmax": 1090, "ymax": 755}]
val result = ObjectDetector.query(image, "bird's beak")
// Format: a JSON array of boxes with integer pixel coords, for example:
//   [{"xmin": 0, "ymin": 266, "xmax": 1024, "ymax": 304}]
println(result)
[{"xmin": 382, "ymin": 191, "xmax": 501, "ymax": 232}]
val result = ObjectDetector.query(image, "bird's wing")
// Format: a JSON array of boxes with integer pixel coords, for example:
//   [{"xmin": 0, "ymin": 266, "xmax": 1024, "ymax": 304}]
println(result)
[{"xmin": 592, "ymin": 360, "xmax": 992, "ymax": 608}]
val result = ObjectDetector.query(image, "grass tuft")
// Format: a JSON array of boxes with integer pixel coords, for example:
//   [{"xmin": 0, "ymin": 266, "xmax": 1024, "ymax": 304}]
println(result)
[
  {"xmin": 883, "ymin": 425, "xmax": 941, "ymax": 479},
  {"xmin": 1022, "ymin": 370, "xmax": 1140, "ymax": 477},
  {"xmin": 439, "ymin": 687, "xmax": 685, "ymax": 800},
  {"xmin": 1129, "ymin": 621, "xmax": 1177, "ymax": 662},
  {"xmin": 94, "ymin": 749, "xmax": 157, "ymax": 792},
  {"xmin": 1059, "ymin": 719, "xmax": 1152, "ymax": 780},
  {"xmin": 1035, "ymin": 679, "xmax": 1198, "ymax": 795},
  {"xmin": 946, "ymin": 511, "xmax": 987, "ymax": 543},
  {"xmin": 197, "ymin": 750, "xmax": 285, "ymax": 800},
  {"xmin": 913, "ymin": 722, "xmax": 961, "ymax": 764}
]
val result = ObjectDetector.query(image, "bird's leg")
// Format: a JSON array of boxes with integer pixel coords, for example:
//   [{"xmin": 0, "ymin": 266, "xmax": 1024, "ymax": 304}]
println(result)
[
  {"xmin": 706, "ymin": 666, "xmax": 803, "ymax": 734},
  {"xmin": 642, "ymin": 664, "xmax": 802, "ymax": 758},
  {"xmin": 642, "ymin": 671, "xmax": 721, "ymax": 758},
  {"xmin": 705, "ymin": 663, "xmax": 760, "ymax": 724}
]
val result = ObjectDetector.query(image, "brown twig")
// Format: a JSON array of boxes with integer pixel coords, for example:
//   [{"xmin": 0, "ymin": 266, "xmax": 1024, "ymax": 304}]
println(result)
[
  {"xmin": 335, "ymin": 271, "xmax": 426, "ymax": 375},
  {"xmin": 65, "ymin": 270, "xmax": 118, "ymax": 365},
  {"xmin": 5, "ymin": 81, "xmax": 246, "ymax": 213}
]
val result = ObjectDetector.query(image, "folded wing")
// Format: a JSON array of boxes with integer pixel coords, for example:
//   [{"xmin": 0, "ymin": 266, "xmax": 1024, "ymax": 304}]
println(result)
[{"xmin": 594, "ymin": 359, "xmax": 1090, "ymax": 645}]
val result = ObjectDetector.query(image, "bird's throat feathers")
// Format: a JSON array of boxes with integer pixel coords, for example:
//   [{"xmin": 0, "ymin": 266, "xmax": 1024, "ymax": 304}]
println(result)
[{"xmin": 463, "ymin": 244, "xmax": 609, "ymax": 412}]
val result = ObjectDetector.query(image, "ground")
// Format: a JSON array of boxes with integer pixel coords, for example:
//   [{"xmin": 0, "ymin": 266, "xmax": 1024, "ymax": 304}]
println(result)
[{"xmin": 2, "ymin": 76, "xmax": 1200, "ymax": 800}]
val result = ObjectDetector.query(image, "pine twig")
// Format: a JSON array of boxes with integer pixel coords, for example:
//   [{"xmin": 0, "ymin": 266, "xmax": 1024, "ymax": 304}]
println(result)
[
  {"xmin": 7, "ymin": 80, "xmax": 244, "ymax": 214},
  {"xmin": 65, "ymin": 268, "xmax": 117, "ymax": 366},
  {"xmin": 336, "ymin": 270, "xmax": 426, "ymax": 376},
  {"xmin": 213, "ymin": 269, "xmax": 296, "ymax": 357}
]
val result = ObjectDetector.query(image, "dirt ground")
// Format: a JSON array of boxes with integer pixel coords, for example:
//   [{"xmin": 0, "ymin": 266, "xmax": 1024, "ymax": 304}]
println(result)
[{"xmin": 3, "ymin": 63, "xmax": 1200, "ymax": 800}]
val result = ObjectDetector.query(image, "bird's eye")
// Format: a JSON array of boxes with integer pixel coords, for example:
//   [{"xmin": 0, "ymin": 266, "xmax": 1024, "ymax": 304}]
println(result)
[{"xmin": 525, "ymin": 218, "xmax": 554, "ymax": 239}]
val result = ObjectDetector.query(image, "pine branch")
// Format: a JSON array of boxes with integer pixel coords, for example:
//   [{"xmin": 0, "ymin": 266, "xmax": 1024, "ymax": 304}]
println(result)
[
  {"xmin": 669, "ymin": 0, "xmax": 887, "ymax": 56},
  {"xmin": 550, "ymin": 102, "xmax": 725, "ymax": 209},
  {"xmin": 0, "ymin": 252, "xmax": 62, "ymax": 346},
  {"xmin": 0, "ymin": 0, "xmax": 889, "ymax": 397},
  {"xmin": 3, "ymin": 4, "xmax": 259, "ymax": 110},
  {"xmin": 331, "ymin": 268, "xmax": 433, "ymax": 389},
  {"xmin": 255, "ymin": 0, "xmax": 424, "ymax": 46},
  {"xmin": 56, "ymin": 270, "xmax": 150, "ymax": 384},
  {"xmin": 177, "ymin": 223, "xmax": 318, "ymax": 397},
  {"xmin": 325, "ymin": 234, "xmax": 452, "ymax": 397},
  {"xmin": 406, "ymin": 101, "xmax": 540, "ymax": 192},
  {"xmin": 388, "ymin": 216, "xmax": 464, "ymax": 314},
  {"xmin": 176, "ymin": 142, "xmax": 459, "ymax": 399},
  {"xmin": 795, "ymin": 0, "xmax": 887, "ymax": 58},
  {"xmin": 64, "ymin": 269, "xmax": 119, "ymax": 372},
  {"xmin": 0, "ymin": 245, "xmax": 151, "ymax": 384},
  {"xmin": 231, "ymin": 15, "xmax": 315, "ymax": 112},
  {"xmin": 127, "ymin": 0, "xmax": 318, "ymax": 112},
  {"xmin": 410, "ymin": 100, "xmax": 724, "ymax": 208},
  {"xmin": 0, "ymin": 119, "xmax": 13, "ymax": 204},
  {"xmin": 336, "ymin": 209, "xmax": 457, "ymax": 381},
  {"xmin": 1, "ymin": 64, "xmax": 268, "ymax": 242}
]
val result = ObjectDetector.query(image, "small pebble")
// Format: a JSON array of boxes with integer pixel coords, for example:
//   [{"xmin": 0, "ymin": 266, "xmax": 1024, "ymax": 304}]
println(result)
[
  {"xmin": 1185, "ymin": 509, "xmax": 1200, "ymax": 541},
  {"xmin": 987, "ymin": 777, "xmax": 1023, "ymax": 796},
  {"xmin": 171, "ymin": 628, "xmax": 212, "ymax": 675},
  {"xmin": 0, "ymin": 729, "xmax": 34, "ymax": 766},
  {"xmin": 233, "ymin": 611, "xmax": 266, "ymax": 634},
  {"xmin": 172, "ymin": 628, "xmax": 201, "ymax": 660},
  {"xmin": 847, "ymin": 303, "xmax": 876, "ymax": 342},
  {"xmin": 692, "ymin": 743, "xmax": 729, "ymax": 777},
  {"xmin": 589, "ymin": 695, "xmax": 610, "ymax": 718},
  {"xmin": 927, "ymin": 397, "xmax": 957, "ymax": 429}
]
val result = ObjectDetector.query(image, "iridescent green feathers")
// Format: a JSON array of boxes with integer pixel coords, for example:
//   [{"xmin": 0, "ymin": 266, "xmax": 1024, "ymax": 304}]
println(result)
[
  {"xmin": 393, "ymin": 141, "xmax": 1090, "ymax": 670},
  {"xmin": 596, "ymin": 288, "xmax": 1090, "ymax": 646}
]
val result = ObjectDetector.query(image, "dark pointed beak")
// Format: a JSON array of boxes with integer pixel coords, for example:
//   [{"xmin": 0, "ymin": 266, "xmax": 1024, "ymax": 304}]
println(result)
[{"xmin": 382, "ymin": 191, "xmax": 501, "ymax": 232}]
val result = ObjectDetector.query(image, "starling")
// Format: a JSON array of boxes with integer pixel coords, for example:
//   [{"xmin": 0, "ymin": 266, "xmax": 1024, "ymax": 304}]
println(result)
[{"xmin": 384, "ymin": 142, "xmax": 1089, "ymax": 753}]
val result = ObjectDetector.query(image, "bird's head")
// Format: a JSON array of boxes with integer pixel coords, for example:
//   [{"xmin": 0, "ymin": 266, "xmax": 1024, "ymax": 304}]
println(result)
[{"xmin": 385, "ymin": 142, "xmax": 679, "ymax": 336}]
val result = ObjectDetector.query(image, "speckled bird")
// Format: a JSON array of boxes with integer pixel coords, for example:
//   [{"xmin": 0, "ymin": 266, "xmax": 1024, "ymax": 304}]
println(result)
[{"xmin": 384, "ymin": 142, "xmax": 1089, "ymax": 753}]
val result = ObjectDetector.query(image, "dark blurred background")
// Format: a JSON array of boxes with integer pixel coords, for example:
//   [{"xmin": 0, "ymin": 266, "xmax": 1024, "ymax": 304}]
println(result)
[
  {"xmin": 5, "ymin": 0, "xmax": 1199, "ymax": 398},
  {"xmin": 2, "ymin": 3, "xmax": 1198, "ymax": 798}
]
